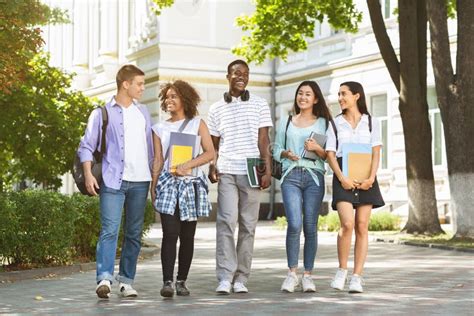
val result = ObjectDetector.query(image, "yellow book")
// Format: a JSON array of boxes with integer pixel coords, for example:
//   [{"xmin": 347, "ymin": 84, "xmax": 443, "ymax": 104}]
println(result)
[{"xmin": 170, "ymin": 145, "xmax": 193, "ymax": 173}]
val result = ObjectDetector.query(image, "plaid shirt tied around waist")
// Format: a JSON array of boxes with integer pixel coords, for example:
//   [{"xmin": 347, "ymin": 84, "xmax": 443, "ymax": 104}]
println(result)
[{"xmin": 154, "ymin": 170, "xmax": 211, "ymax": 221}]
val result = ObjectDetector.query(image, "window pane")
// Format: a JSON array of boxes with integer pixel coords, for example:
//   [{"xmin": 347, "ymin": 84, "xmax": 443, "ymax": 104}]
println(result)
[
  {"xmin": 427, "ymin": 87, "xmax": 438, "ymax": 110},
  {"xmin": 434, "ymin": 112, "xmax": 442, "ymax": 165},
  {"xmin": 370, "ymin": 95, "xmax": 387, "ymax": 116},
  {"xmin": 382, "ymin": 120, "xmax": 388, "ymax": 169},
  {"xmin": 385, "ymin": 0, "xmax": 391, "ymax": 18}
]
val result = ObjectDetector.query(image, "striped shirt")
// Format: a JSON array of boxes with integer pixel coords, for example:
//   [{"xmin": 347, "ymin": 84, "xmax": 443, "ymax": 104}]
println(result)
[{"xmin": 207, "ymin": 94, "xmax": 273, "ymax": 174}]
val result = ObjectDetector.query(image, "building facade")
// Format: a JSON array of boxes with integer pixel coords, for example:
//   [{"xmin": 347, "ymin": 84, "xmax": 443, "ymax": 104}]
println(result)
[{"xmin": 42, "ymin": 0, "xmax": 454, "ymax": 220}]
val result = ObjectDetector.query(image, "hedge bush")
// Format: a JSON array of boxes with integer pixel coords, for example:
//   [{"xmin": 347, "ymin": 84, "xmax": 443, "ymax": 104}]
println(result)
[
  {"xmin": 274, "ymin": 211, "xmax": 401, "ymax": 232},
  {"xmin": 0, "ymin": 190, "xmax": 155, "ymax": 267}
]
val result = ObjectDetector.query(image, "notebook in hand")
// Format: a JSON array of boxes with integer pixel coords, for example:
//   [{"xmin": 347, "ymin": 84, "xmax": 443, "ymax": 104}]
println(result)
[
  {"xmin": 246, "ymin": 158, "xmax": 265, "ymax": 188},
  {"xmin": 301, "ymin": 131, "xmax": 328, "ymax": 161}
]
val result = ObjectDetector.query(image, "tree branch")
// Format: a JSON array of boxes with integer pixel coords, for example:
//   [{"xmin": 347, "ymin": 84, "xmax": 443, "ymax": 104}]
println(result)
[{"xmin": 367, "ymin": 0, "xmax": 400, "ymax": 92}]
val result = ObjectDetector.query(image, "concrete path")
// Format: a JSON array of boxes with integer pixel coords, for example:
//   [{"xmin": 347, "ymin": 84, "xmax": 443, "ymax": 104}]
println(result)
[{"xmin": 0, "ymin": 222, "xmax": 473, "ymax": 315}]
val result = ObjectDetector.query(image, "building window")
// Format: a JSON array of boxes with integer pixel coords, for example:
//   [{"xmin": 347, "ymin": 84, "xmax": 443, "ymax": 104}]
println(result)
[
  {"xmin": 370, "ymin": 94, "xmax": 388, "ymax": 169},
  {"xmin": 384, "ymin": 0, "xmax": 391, "ymax": 19},
  {"xmin": 427, "ymin": 87, "xmax": 444, "ymax": 166}
]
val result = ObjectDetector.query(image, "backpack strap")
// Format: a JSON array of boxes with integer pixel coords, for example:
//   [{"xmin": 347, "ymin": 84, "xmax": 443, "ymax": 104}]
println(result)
[
  {"xmin": 368, "ymin": 114, "xmax": 372, "ymax": 132},
  {"xmin": 164, "ymin": 118, "xmax": 191, "ymax": 160},
  {"xmin": 329, "ymin": 118, "xmax": 338, "ymax": 151},
  {"xmin": 283, "ymin": 115, "xmax": 292, "ymax": 149},
  {"xmin": 97, "ymin": 106, "xmax": 108, "ymax": 163}
]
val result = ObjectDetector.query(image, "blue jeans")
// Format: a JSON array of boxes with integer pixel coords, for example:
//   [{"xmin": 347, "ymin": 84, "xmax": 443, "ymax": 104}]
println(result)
[
  {"xmin": 281, "ymin": 168, "xmax": 324, "ymax": 271},
  {"xmin": 96, "ymin": 180, "xmax": 150, "ymax": 284}
]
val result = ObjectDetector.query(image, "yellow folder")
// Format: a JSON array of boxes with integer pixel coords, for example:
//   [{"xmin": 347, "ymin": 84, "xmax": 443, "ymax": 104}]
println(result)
[
  {"xmin": 170, "ymin": 145, "xmax": 193, "ymax": 173},
  {"xmin": 347, "ymin": 152, "xmax": 372, "ymax": 182}
]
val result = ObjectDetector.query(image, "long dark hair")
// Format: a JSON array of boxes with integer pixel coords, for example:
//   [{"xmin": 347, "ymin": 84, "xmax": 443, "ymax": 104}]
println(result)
[
  {"xmin": 340, "ymin": 81, "xmax": 370, "ymax": 115},
  {"xmin": 293, "ymin": 80, "xmax": 332, "ymax": 122}
]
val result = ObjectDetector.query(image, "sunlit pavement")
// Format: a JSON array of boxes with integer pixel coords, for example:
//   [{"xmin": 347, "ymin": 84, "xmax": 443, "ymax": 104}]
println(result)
[{"xmin": 0, "ymin": 222, "xmax": 472, "ymax": 315}]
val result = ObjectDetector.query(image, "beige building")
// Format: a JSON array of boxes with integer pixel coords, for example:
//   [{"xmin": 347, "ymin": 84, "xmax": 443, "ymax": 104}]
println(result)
[{"xmin": 42, "ymin": 0, "xmax": 454, "ymax": 220}]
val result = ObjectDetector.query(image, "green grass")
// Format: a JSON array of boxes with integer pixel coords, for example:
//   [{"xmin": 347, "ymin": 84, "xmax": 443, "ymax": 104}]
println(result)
[{"xmin": 400, "ymin": 233, "xmax": 474, "ymax": 249}]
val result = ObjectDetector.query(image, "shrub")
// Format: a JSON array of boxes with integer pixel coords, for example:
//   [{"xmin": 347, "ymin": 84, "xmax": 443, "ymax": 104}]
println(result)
[
  {"xmin": 318, "ymin": 212, "xmax": 340, "ymax": 232},
  {"xmin": 4, "ymin": 190, "xmax": 75, "ymax": 265},
  {"xmin": 369, "ymin": 211, "xmax": 401, "ymax": 231},
  {"xmin": 0, "ymin": 190, "xmax": 156, "ymax": 267}
]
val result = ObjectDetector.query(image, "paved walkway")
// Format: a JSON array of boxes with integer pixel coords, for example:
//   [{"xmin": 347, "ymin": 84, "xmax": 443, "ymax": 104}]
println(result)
[{"xmin": 0, "ymin": 222, "xmax": 473, "ymax": 315}]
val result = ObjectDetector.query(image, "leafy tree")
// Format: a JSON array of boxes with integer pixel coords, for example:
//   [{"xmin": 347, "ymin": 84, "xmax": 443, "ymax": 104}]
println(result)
[
  {"xmin": 0, "ymin": 0, "xmax": 66, "ymax": 94},
  {"xmin": 0, "ymin": 53, "xmax": 95, "ymax": 191}
]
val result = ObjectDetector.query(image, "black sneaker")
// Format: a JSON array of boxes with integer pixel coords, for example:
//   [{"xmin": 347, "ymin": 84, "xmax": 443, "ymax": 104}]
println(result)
[
  {"xmin": 160, "ymin": 280, "xmax": 174, "ymax": 298},
  {"xmin": 176, "ymin": 280, "xmax": 190, "ymax": 296}
]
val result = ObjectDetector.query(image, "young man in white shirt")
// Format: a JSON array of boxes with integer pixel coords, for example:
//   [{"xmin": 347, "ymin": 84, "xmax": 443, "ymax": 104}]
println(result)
[{"xmin": 207, "ymin": 60, "xmax": 273, "ymax": 294}]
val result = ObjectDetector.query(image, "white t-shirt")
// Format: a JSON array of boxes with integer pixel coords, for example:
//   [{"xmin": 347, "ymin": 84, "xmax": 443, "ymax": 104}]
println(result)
[
  {"xmin": 326, "ymin": 114, "xmax": 382, "ymax": 158},
  {"xmin": 152, "ymin": 116, "xmax": 202, "ymax": 176},
  {"xmin": 207, "ymin": 94, "xmax": 273, "ymax": 174},
  {"xmin": 122, "ymin": 104, "xmax": 152, "ymax": 181}
]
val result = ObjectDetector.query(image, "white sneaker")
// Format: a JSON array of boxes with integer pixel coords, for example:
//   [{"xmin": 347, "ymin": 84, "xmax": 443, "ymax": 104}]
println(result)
[
  {"xmin": 233, "ymin": 282, "xmax": 248, "ymax": 293},
  {"xmin": 281, "ymin": 272, "xmax": 299, "ymax": 293},
  {"xmin": 95, "ymin": 280, "xmax": 111, "ymax": 299},
  {"xmin": 216, "ymin": 280, "xmax": 232, "ymax": 295},
  {"xmin": 348, "ymin": 274, "xmax": 364, "ymax": 293},
  {"xmin": 302, "ymin": 274, "xmax": 316, "ymax": 292},
  {"xmin": 330, "ymin": 268, "xmax": 348, "ymax": 291},
  {"xmin": 119, "ymin": 282, "xmax": 138, "ymax": 297}
]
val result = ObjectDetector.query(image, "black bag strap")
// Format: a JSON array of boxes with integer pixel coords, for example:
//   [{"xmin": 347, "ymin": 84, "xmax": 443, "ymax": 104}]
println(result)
[
  {"xmin": 97, "ymin": 106, "xmax": 108, "ymax": 162},
  {"xmin": 164, "ymin": 118, "xmax": 191, "ymax": 160},
  {"xmin": 331, "ymin": 114, "xmax": 372, "ymax": 151},
  {"xmin": 283, "ymin": 115, "xmax": 292, "ymax": 149}
]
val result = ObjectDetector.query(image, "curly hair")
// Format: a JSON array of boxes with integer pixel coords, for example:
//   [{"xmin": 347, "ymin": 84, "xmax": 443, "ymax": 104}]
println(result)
[{"xmin": 159, "ymin": 80, "xmax": 201, "ymax": 119}]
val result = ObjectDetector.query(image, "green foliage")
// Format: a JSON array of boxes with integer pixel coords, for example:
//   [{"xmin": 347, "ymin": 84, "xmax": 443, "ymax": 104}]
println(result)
[
  {"xmin": 0, "ymin": 191, "xmax": 156, "ymax": 267},
  {"xmin": 318, "ymin": 212, "xmax": 341, "ymax": 232},
  {"xmin": 274, "ymin": 211, "xmax": 400, "ymax": 232},
  {"xmin": 150, "ymin": 0, "xmax": 175, "ymax": 15},
  {"xmin": 0, "ymin": 53, "xmax": 95, "ymax": 191},
  {"xmin": 0, "ymin": 0, "xmax": 68, "ymax": 94},
  {"xmin": 368, "ymin": 211, "xmax": 401, "ymax": 231},
  {"xmin": 274, "ymin": 216, "xmax": 288, "ymax": 230},
  {"xmin": 233, "ymin": 0, "xmax": 362, "ymax": 63},
  {"xmin": 0, "ymin": 190, "xmax": 75, "ymax": 265}
]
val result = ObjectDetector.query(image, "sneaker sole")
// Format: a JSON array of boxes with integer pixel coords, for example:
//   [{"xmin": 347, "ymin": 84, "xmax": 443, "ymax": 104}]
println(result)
[
  {"xmin": 121, "ymin": 293, "xmax": 138, "ymax": 298},
  {"xmin": 281, "ymin": 288, "xmax": 295, "ymax": 293},
  {"xmin": 233, "ymin": 290, "xmax": 248, "ymax": 293},
  {"xmin": 348, "ymin": 289, "xmax": 363, "ymax": 294},
  {"xmin": 96, "ymin": 285, "xmax": 110, "ymax": 299},
  {"xmin": 160, "ymin": 289, "xmax": 175, "ymax": 298},
  {"xmin": 176, "ymin": 291, "xmax": 190, "ymax": 296},
  {"xmin": 303, "ymin": 288, "xmax": 316, "ymax": 293},
  {"xmin": 216, "ymin": 290, "xmax": 231, "ymax": 295}
]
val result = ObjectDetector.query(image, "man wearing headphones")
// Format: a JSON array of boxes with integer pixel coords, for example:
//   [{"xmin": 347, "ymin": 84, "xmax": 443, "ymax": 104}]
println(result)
[{"xmin": 207, "ymin": 59, "xmax": 273, "ymax": 294}]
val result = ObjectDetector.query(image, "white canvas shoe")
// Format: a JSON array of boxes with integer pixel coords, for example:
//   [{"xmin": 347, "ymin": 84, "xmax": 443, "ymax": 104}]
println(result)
[
  {"xmin": 281, "ymin": 272, "xmax": 299, "ymax": 293},
  {"xmin": 95, "ymin": 279, "xmax": 111, "ymax": 299},
  {"xmin": 119, "ymin": 282, "xmax": 138, "ymax": 297},
  {"xmin": 216, "ymin": 280, "xmax": 232, "ymax": 295},
  {"xmin": 348, "ymin": 274, "xmax": 364, "ymax": 293},
  {"xmin": 233, "ymin": 282, "xmax": 249, "ymax": 293},
  {"xmin": 302, "ymin": 274, "xmax": 316, "ymax": 292},
  {"xmin": 330, "ymin": 268, "xmax": 348, "ymax": 291}
]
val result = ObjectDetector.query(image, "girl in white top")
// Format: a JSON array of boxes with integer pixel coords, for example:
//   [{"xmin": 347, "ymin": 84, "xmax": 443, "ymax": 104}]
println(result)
[
  {"xmin": 326, "ymin": 81, "xmax": 385, "ymax": 294},
  {"xmin": 151, "ymin": 80, "xmax": 214, "ymax": 298}
]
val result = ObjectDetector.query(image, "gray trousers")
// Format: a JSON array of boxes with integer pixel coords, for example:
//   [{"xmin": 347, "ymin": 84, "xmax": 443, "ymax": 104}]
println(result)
[{"xmin": 216, "ymin": 174, "xmax": 261, "ymax": 284}]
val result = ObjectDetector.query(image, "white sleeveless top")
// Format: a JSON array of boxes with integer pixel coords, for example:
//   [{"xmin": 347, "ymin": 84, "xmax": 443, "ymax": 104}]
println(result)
[{"xmin": 151, "ymin": 117, "xmax": 202, "ymax": 177}]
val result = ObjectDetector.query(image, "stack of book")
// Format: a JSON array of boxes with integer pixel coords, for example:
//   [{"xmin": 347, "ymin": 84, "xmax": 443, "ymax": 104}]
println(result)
[{"xmin": 341, "ymin": 143, "xmax": 372, "ymax": 182}]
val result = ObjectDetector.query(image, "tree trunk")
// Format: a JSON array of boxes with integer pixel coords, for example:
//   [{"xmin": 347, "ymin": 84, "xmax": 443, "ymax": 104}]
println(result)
[
  {"xmin": 427, "ymin": 0, "xmax": 474, "ymax": 238},
  {"xmin": 368, "ymin": 0, "xmax": 443, "ymax": 234},
  {"xmin": 399, "ymin": 0, "xmax": 443, "ymax": 234}
]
